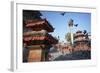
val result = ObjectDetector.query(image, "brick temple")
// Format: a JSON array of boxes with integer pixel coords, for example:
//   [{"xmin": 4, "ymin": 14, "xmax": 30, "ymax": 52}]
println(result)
[
  {"xmin": 74, "ymin": 30, "xmax": 91, "ymax": 52},
  {"xmin": 23, "ymin": 10, "xmax": 58, "ymax": 62}
]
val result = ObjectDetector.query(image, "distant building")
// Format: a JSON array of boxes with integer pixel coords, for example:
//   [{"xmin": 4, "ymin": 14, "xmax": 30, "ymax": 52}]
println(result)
[
  {"xmin": 74, "ymin": 30, "xmax": 91, "ymax": 52},
  {"xmin": 61, "ymin": 44, "xmax": 72, "ymax": 55},
  {"xmin": 55, "ymin": 42, "xmax": 72, "ymax": 55}
]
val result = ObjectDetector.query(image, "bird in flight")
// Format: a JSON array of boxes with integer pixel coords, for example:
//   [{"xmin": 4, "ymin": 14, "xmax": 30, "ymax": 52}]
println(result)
[{"xmin": 61, "ymin": 12, "xmax": 66, "ymax": 16}]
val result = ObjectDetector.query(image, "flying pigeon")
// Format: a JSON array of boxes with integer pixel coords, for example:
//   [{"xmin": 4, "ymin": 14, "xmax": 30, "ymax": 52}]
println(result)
[
  {"xmin": 74, "ymin": 24, "xmax": 78, "ymax": 27},
  {"xmin": 61, "ymin": 12, "xmax": 66, "ymax": 16},
  {"xmin": 83, "ymin": 30, "xmax": 87, "ymax": 34}
]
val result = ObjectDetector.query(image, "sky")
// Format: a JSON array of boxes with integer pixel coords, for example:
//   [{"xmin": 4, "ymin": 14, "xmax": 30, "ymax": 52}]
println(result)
[{"xmin": 40, "ymin": 11, "xmax": 91, "ymax": 43}]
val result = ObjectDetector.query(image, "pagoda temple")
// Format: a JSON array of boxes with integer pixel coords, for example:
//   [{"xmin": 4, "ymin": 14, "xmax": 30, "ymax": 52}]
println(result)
[
  {"xmin": 74, "ymin": 30, "xmax": 91, "ymax": 52},
  {"xmin": 23, "ymin": 10, "xmax": 58, "ymax": 62}
]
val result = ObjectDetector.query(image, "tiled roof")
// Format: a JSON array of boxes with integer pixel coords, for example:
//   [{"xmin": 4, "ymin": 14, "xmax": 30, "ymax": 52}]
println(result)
[{"xmin": 25, "ymin": 19, "xmax": 54, "ymax": 32}]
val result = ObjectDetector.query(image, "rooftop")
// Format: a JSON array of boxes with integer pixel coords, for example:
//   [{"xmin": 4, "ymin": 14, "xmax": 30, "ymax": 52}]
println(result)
[{"xmin": 25, "ymin": 19, "xmax": 54, "ymax": 32}]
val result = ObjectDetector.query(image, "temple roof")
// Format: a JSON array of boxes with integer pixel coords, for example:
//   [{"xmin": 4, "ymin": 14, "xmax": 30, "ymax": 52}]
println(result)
[
  {"xmin": 25, "ymin": 19, "xmax": 54, "ymax": 32},
  {"xmin": 23, "ymin": 33, "xmax": 58, "ymax": 44},
  {"xmin": 76, "ymin": 30, "xmax": 82, "ymax": 33},
  {"xmin": 74, "ymin": 30, "xmax": 85, "ymax": 38},
  {"xmin": 23, "ymin": 30, "xmax": 47, "ymax": 37},
  {"xmin": 74, "ymin": 39, "xmax": 90, "ymax": 43},
  {"xmin": 74, "ymin": 33, "xmax": 85, "ymax": 38}
]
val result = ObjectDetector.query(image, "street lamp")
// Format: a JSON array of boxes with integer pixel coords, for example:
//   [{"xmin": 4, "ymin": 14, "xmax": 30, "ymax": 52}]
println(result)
[{"xmin": 68, "ymin": 19, "xmax": 74, "ymax": 45}]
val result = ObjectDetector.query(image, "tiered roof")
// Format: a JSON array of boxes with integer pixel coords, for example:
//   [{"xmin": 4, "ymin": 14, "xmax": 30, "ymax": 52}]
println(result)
[
  {"xmin": 74, "ymin": 30, "xmax": 90, "ymax": 43},
  {"xmin": 23, "ymin": 19, "xmax": 58, "ymax": 46},
  {"xmin": 23, "ymin": 32, "xmax": 58, "ymax": 45},
  {"xmin": 25, "ymin": 19, "xmax": 54, "ymax": 32}
]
